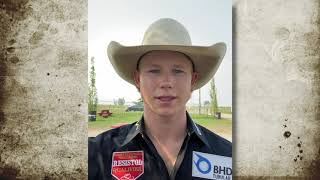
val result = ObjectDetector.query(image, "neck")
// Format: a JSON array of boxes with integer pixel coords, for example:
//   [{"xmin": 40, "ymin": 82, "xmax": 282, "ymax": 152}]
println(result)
[{"xmin": 143, "ymin": 108, "xmax": 188, "ymax": 142}]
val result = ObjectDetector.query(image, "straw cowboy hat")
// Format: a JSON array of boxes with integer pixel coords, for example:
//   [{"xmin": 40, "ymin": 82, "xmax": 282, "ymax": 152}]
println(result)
[{"xmin": 107, "ymin": 18, "xmax": 226, "ymax": 90}]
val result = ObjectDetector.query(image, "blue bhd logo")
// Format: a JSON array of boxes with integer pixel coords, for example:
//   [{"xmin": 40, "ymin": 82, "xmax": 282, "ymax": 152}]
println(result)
[
  {"xmin": 194, "ymin": 153, "xmax": 212, "ymax": 174},
  {"xmin": 194, "ymin": 153, "xmax": 232, "ymax": 176}
]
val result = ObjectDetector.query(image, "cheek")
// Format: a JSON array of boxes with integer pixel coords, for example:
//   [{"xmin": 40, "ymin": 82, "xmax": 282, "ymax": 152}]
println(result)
[
  {"xmin": 178, "ymin": 76, "xmax": 192, "ymax": 88},
  {"xmin": 139, "ymin": 76, "xmax": 156, "ymax": 93},
  {"xmin": 175, "ymin": 78, "xmax": 193, "ymax": 97}
]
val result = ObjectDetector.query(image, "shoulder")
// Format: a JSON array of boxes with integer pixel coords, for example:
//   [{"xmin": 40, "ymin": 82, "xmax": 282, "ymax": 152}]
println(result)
[
  {"xmin": 88, "ymin": 123, "xmax": 137, "ymax": 179},
  {"xmin": 196, "ymin": 123, "xmax": 232, "ymax": 157},
  {"xmin": 89, "ymin": 122, "xmax": 136, "ymax": 151}
]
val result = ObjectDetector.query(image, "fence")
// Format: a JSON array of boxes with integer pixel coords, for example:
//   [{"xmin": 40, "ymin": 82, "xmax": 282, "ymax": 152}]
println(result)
[
  {"xmin": 187, "ymin": 106, "xmax": 231, "ymax": 115},
  {"xmin": 96, "ymin": 104, "xmax": 231, "ymax": 116}
]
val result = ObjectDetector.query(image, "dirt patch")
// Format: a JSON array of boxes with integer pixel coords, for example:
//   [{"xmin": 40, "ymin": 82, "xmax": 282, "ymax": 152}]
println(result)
[{"xmin": 88, "ymin": 127, "xmax": 232, "ymax": 142}]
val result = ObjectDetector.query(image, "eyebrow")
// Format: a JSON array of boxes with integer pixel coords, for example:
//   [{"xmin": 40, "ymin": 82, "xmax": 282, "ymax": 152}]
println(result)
[
  {"xmin": 172, "ymin": 64, "xmax": 185, "ymax": 68},
  {"xmin": 144, "ymin": 64, "xmax": 161, "ymax": 68},
  {"xmin": 140, "ymin": 64, "xmax": 189, "ymax": 70},
  {"xmin": 136, "ymin": 52, "xmax": 195, "ymax": 72}
]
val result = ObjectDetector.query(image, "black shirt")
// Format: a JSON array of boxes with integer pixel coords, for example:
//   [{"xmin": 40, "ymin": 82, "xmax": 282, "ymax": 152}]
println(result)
[{"xmin": 89, "ymin": 112, "xmax": 232, "ymax": 180}]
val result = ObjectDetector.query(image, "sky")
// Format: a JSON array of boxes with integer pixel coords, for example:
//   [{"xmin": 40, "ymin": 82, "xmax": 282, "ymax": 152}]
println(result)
[{"xmin": 88, "ymin": 0, "xmax": 232, "ymax": 106}]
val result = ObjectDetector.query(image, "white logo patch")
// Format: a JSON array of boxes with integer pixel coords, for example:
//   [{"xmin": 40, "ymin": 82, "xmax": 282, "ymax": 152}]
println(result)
[{"xmin": 192, "ymin": 151, "xmax": 232, "ymax": 180}]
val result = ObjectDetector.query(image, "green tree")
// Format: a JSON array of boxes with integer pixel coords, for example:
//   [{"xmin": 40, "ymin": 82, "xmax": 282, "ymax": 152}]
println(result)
[
  {"xmin": 113, "ymin": 99, "xmax": 118, "ymax": 105},
  {"xmin": 88, "ymin": 57, "xmax": 98, "ymax": 112},
  {"xmin": 204, "ymin": 100, "xmax": 210, "ymax": 106},
  {"xmin": 210, "ymin": 78, "xmax": 218, "ymax": 115},
  {"xmin": 134, "ymin": 98, "xmax": 143, "ymax": 106},
  {"xmin": 118, "ymin": 98, "xmax": 125, "ymax": 106}
]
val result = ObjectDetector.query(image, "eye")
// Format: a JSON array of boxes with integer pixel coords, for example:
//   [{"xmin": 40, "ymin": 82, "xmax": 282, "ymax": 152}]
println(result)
[
  {"xmin": 173, "ymin": 69, "xmax": 184, "ymax": 74},
  {"xmin": 148, "ymin": 69, "xmax": 160, "ymax": 73}
]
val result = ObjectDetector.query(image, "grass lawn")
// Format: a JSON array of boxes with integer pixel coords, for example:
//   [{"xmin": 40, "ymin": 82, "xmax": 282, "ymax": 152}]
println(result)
[
  {"xmin": 88, "ymin": 112, "xmax": 143, "ymax": 129},
  {"xmin": 191, "ymin": 114, "xmax": 232, "ymax": 133},
  {"xmin": 88, "ymin": 111, "xmax": 231, "ymax": 134},
  {"xmin": 89, "ymin": 104, "xmax": 232, "ymax": 140}
]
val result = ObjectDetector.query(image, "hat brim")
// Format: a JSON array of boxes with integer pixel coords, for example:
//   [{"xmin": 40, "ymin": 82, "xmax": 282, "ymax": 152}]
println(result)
[{"xmin": 107, "ymin": 41, "xmax": 226, "ymax": 90}]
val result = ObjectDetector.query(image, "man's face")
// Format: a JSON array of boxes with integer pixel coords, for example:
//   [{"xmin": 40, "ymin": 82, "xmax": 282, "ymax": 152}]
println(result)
[{"xmin": 134, "ymin": 51, "xmax": 198, "ymax": 117}]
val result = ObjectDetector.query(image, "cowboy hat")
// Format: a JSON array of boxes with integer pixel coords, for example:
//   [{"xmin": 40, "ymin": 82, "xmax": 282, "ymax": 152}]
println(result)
[{"xmin": 107, "ymin": 18, "xmax": 226, "ymax": 90}]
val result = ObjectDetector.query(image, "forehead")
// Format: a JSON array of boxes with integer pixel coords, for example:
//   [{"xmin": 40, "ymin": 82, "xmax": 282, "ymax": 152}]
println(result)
[{"xmin": 139, "ymin": 50, "xmax": 193, "ymax": 68}]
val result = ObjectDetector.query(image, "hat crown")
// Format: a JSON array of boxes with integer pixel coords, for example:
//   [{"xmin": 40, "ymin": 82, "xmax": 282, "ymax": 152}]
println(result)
[{"xmin": 142, "ymin": 18, "xmax": 192, "ymax": 46}]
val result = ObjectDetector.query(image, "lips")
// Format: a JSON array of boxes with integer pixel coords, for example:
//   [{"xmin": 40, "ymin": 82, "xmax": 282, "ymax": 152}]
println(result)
[{"xmin": 155, "ymin": 96, "xmax": 176, "ymax": 102}]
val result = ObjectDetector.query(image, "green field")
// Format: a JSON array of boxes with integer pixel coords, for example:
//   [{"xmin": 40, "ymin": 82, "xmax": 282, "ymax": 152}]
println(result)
[
  {"xmin": 88, "ymin": 105, "xmax": 232, "ymax": 135},
  {"xmin": 89, "ymin": 111, "xmax": 143, "ymax": 129},
  {"xmin": 187, "ymin": 106, "xmax": 232, "ymax": 115}
]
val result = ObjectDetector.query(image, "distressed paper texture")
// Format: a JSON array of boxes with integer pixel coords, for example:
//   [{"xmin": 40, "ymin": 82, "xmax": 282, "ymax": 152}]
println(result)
[
  {"xmin": 233, "ymin": 0, "xmax": 320, "ymax": 179},
  {"xmin": 0, "ymin": 0, "xmax": 87, "ymax": 179},
  {"xmin": 1, "ymin": 0, "xmax": 319, "ymax": 179}
]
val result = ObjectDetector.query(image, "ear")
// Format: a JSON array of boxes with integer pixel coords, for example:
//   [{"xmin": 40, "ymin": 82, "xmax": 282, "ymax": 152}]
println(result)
[
  {"xmin": 133, "ymin": 70, "xmax": 141, "ymax": 89},
  {"xmin": 191, "ymin": 72, "xmax": 199, "ymax": 90}
]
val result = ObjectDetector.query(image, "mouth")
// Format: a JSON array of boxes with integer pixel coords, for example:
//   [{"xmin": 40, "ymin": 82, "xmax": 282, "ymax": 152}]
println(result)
[{"xmin": 155, "ymin": 96, "xmax": 177, "ymax": 102}]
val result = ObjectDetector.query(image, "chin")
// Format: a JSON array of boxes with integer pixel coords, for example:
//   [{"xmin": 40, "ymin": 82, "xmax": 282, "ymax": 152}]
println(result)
[
  {"xmin": 157, "ymin": 110, "xmax": 176, "ymax": 117},
  {"xmin": 145, "ymin": 102, "xmax": 186, "ymax": 117},
  {"xmin": 155, "ymin": 107, "xmax": 185, "ymax": 117}
]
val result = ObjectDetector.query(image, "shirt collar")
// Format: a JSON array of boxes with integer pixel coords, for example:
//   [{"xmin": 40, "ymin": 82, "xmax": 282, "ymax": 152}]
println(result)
[
  {"xmin": 186, "ymin": 112, "xmax": 211, "ymax": 148},
  {"xmin": 121, "ymin": 112, "xmax": 211, "ymax": 148},
  {"xmin": 120, "ymin": 118, "xmax": 142, "ymax": 147}
]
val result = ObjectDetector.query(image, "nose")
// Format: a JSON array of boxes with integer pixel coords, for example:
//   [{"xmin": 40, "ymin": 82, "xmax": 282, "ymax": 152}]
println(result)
[
  {"xmin": 160, "ymin": 81, "xmax": 172, "ymax": 89},
  {"xmin": 159, "ymin": 73, "xmax": 173, "ymax": 89}
]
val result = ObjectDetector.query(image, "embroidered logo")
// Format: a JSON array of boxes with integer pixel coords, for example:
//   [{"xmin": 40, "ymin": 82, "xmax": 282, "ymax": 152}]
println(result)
[{"xmin": 111, "ymin": 151, "xmax": 144, "ymax": 180}]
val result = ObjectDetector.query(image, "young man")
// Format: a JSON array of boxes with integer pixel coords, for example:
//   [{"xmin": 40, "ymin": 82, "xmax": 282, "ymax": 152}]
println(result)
[{"xmin": 89, "ymin": 18, "xmax": 232, "ymax": 180}]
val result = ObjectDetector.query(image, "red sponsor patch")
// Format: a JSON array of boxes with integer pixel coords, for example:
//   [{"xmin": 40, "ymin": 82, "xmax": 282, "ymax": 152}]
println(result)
[{"xmin": 111, "ymin": 151, "xmax": 144, "ymax": 180}]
